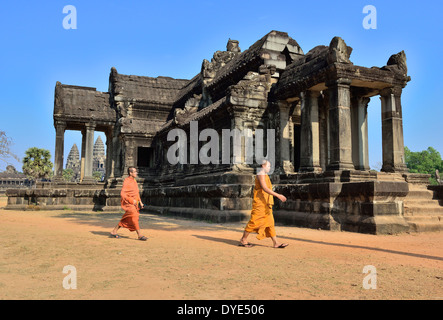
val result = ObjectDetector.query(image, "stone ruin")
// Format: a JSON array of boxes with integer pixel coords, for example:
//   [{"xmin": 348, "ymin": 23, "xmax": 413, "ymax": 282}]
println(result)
[{"xmin": 6, "ymin": 31, "xmax": 443, "ymax": 234}]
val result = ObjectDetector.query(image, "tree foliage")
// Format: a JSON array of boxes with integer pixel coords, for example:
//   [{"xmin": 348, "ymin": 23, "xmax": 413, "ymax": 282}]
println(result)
[
  {"xmin": 0, "ymin": 131, "xmax": 20, "ymax": 165},
  {"xmin": 404, "ymin": 146, "xmax": 443, "ymax": 184},
  {"xmin": 92, "ymin": 171, "xmax": 103, "ymax": 182},
  {"xmin": 63, "ymin": 168, "xmax": 74, "ymax": 182},
  {"xmin": 22, "ymin": 147, "xmax": 53, "ymax": 181}
]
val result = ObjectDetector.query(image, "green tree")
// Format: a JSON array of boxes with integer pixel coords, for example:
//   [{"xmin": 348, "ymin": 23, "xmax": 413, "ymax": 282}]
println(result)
[
  {"xmin": 404, "ymin": 146, "xmax": 443, "ymax": 184},
  {"xmin": 22, "ymin": 147, "xmax": 53, "ymax": 182},
  {"xmin": 92, "ymin": 171, "xmax": 103, "ymax": 182},
  {"xmin": 62, "ymin": 168, "xmax": 74, "ymax": 182}
]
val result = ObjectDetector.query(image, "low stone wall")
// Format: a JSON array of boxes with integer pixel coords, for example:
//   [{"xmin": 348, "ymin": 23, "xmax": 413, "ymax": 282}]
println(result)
[
  {"xmin": 5, "ymin": 183, "xmax": 121, "ymax": 212},
  {"xmin": 273, "ymin": 180, "xmax": 410, "ymax": 234},
  {"xmin": 5, "ymin": 172, "xmax": 443, "ymax": 235}
]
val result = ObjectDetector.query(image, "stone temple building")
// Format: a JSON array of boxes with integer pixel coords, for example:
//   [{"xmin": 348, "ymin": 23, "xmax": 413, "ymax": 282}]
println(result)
[{"xmin": 6, "ymin": 30, "xmax": 443, "ymax": 234}]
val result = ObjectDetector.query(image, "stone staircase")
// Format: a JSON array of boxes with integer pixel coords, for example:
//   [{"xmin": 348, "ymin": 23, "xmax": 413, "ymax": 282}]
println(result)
[{"xmin": 403, "ymin": 184, "xmax": 443, "ymax": 232}]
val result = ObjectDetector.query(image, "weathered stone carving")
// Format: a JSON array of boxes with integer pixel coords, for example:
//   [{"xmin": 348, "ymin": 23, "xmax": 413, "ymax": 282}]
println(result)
[
  {"xmin": 327, "ymin": 36, "xmax": 353, "ymax": 64},
  {"xmin": 383, "ymin": 50, "xmax": 408, "ymax": 75},
  {"xmin": 227, "ymin": 39, "xmax": 241, "ymax": 52},
  {"xmin": 436, "ymin": 169, "xmax": 443, "ymax": 185}
]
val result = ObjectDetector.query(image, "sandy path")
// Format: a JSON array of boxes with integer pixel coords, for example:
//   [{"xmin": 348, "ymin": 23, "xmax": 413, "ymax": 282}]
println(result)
[{"xmin": 0, "ymin": 197, "xmax": 442, "ymax": 300}]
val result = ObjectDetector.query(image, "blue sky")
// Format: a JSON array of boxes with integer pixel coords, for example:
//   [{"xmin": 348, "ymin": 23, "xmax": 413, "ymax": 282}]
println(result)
[{"xmin": 0, "ymin": 0, "xmax": 442, "ymax": 171}]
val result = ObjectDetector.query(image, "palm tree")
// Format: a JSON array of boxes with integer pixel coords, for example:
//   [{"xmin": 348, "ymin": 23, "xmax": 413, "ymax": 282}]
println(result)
[{"xmin": 22, "ymin": 147, "xmax": 53, "ymax": 183}]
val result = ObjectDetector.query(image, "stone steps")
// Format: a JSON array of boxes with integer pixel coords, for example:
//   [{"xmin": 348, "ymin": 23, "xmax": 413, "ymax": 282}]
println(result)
[
  {"xmin": 403, "ymin": 185, "xmax": 443, "ymax": 214},
  {"xmin": 403, "ymin": 186, "xmax": 443, "ymax": 232},
  {"xmin": 403, "ymin": 204, "xmax": 443, "ymax": 215},
  {"xmin": 403, "ymin": 216, "xmax": 443, "ymax": 232}
]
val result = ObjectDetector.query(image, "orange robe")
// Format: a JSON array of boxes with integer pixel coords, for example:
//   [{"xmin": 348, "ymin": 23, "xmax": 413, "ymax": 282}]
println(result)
[
  {"xmin": 245, "ymin": 174, "xmax": 276, "ymax": 240},
  {"xmin": 118, "ymin": 176, "xmax": 142, "ymax": 232}
]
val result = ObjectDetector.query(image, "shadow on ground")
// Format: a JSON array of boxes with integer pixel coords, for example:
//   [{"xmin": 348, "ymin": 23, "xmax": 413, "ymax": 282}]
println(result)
[{"xmin": 54, "ymin": 211, "xmax": 443, "ymax": 262}]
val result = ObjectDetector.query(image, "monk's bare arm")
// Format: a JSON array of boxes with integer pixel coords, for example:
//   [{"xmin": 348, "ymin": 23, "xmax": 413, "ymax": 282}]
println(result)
[{"xmin": 257, "ymin": 174, "xmax": 287, "ymax": 202}]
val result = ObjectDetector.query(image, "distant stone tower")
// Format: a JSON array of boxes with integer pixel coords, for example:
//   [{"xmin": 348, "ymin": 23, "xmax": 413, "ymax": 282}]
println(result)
[
  {"xmin": 66, "ymin": 144, "xmax": 80, "ymax": 182},
  {"xmin": 92, "ymin": 136, "xmax": 106, "ymax": 180}
]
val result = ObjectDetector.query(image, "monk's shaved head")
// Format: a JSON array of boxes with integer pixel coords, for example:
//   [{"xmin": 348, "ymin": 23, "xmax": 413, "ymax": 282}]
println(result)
[{"xmin": 261, "ymin": 159, "xmax": 270, "ymax": 167}]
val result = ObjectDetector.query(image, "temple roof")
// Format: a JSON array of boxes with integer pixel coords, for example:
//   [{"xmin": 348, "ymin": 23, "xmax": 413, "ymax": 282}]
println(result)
[
  {"xmin": 110, "ymin": 67, "xmax": 189, "ymax": 105},
  {"xmin": 173, "ymin": 30, "xmax": 304, "ymax": 106},
  {"xmin": 274, "ymin": 37, "xmax": 410, "ymax": 100},
  {"xmin": 54, "ymin": 83, "xmax": 114, "ymax": 127}
]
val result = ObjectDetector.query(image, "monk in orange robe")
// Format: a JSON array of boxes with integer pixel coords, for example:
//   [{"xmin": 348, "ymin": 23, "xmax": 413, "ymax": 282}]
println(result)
[
  {"xmin": 110, "ymin": 167, "xmax": 147, "ymax": 240},
  {"xmin": 239, "ymin": 160, "xmax": 289, "ymax": 248}
]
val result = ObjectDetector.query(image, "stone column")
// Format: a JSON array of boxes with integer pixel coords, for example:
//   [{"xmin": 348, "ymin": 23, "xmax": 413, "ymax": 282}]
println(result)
[
  {"xmin": 278, "ymin": 101, "xmax": 294, "ymax": 173},
  {"xmin": 53, "ymin": 120, "xmax": 66, "ymax": 181},
  {"xmin": 82, "ymin": 123, "xmax": 96, "ymax": 183},
  {"xmin": 79, "ymin": 129, "xmax": 86, "ymax": 181},
  {"xmin": 326, "ymin": 78, "xmax": 354, "ymax": 171},
  {"xmin": 319, "ymin": 92, "xmax": 329, "ymax": 172},
  {"xmin": 352, "ymin": 96, "xmax": 370, "ymax": 170},
  {"xmin": 299, "ymin": 90, "xmax": 322, "ymax": 172},
  {"xmin": 380, "ymin": 87, "xmax": 408, "ymax": 172},
  {"xmin": 105, "ymin": 128, "xmax": 114, "ymax": 180}
]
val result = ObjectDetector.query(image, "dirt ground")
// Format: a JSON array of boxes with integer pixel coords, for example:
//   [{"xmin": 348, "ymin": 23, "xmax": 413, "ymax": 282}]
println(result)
[{"xmin": 0, "ymin": 196, "xmax": 442, "ymax": 300}]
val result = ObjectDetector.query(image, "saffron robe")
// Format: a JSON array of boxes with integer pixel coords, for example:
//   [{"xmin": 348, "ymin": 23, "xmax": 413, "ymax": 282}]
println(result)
[
  {"xmin": 244, "ymin": 174, "xmax": 276, "ymax": 239},
  {"xmin": 118, "ymin": 176, "xmax": 142, "ymax": 232}
]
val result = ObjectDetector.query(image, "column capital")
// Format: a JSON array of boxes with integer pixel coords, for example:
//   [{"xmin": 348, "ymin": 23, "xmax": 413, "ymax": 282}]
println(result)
[
  {"xmin": 277, "ymin": 100, "xmax": 290, "ymax": 111},
  {"xmin": 361, "ymin": 96, "xmax": 370, "ymax": 107},
  {"xmin": 55, "ymin": 120, "xmax": 67, "ymax": 130},
  {"xmin": 353, "ymin": 96, "xmax": 370, "ymax": 109},
  {"xmin": 380, "ymin": 86, "xmax": 402, "ymax": 97},
  {"xmin": 306, "ymin": 89, "xmax": 322, "ymax": 97},
  {"xmin": 85, "ymin": 122, "xmax": 96, "ymax": 130},
  {"xmin": 325, "ymin": 78, "xmax": 352, "ymax": 88}
]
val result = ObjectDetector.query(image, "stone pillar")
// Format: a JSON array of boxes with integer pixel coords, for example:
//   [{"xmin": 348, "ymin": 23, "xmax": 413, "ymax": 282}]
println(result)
[
  {"xmin": 82, "ymin": 123, "xmax": 96, "ymax": 183},
  {"xmin": 352, "ymin": 96, "xmax": 370, "ymax": 170},
  {"xmin": 299, "ymin": 90, "xmax": 322, "ymax": 172},
  {"xmin": 278, "ymin": 101, "xmax": 294, "ymax": 173},
  {"xmin": 80, "ymin": 129, "xmax": 86, "ymax": 181},
  {"xmin": 105, "ymin": 128, "xmax": 114, "ymax": 180},
  {"xmin": 326, "ymin": 78, "xmax": 354, "ymax": 171},
  {"xmin": 319, "ymin": 92, "xmax": 329, "ymax": 172},
  {"xmin": 53, "ymin": 121, "xmax": 66, "ymax": 181},
  {"xmin": 380, "ymin": 87, "xmax": 408, "ymax": 173}
]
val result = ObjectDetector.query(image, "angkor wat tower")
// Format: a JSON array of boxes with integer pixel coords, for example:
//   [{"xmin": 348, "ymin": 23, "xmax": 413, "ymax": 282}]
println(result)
[
  {"xmin": 66, "ymin": 143, "xmax": 80, "ymax": 182},
  {"xmin": 6, "ymin": 31, "xmax": 443, "ymax": 234},
  {"xmin": 92, "ymin": 136, "xmax": 106, "ymax": 180}
]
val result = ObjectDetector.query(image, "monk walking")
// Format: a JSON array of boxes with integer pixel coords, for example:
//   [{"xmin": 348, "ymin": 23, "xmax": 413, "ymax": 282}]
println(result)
[
  {"xmin": 110, "ymin": 166, "xmax": 147, "ymax": 241},
  {"xmin": 239, "ymin": 160, "xmax": 289, "ymax": 248}
]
